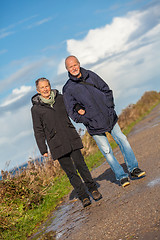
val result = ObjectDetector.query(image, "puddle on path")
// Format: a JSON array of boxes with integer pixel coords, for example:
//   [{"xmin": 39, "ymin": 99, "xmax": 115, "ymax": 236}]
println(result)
[
  {"xmin": 47, "ymin": 200, "xmax": 88, "ymax": 239},
  {"xmin": 147, "ymin": 178, "xmax": 160, "ymax": 187},
  {"xmin": 31, "ymin": 199, "xmax": 89, "ymax": 240}
]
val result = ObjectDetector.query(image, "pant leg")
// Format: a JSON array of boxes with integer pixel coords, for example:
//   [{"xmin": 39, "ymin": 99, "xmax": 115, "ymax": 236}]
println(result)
[
  {"xmin": 93, "ymin": 133, "xmax": 128, "ymax": 181},
  {"xmin": 58, "ymin": 152, "xmax": 89, "ymax": 200},
  {"xmin": 70, "ymin": 149, "xmax": 97, "ymax": 192},
  {"xmin": 111, "ymin": 123, "xmax": 138, "ymax": 172}
]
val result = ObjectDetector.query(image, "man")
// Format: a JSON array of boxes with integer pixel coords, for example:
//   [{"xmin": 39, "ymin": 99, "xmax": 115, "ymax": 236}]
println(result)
[
  {"xmin": 63, "ymin": 56, "xmax": 146, "ymax": 187},
  {"xmin": 31, "ymin": 77, "xmax": 102, "ymax": 208}
]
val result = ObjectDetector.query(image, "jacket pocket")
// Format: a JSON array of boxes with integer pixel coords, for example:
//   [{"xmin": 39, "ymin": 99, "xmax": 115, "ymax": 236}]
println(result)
[
  {"xmin": 49, "ymin": 133, "xmax": 62, "ymax": 148},
  {"xmin": 49, "ymin": 129, "xmax": 56, "ymax": 140}
]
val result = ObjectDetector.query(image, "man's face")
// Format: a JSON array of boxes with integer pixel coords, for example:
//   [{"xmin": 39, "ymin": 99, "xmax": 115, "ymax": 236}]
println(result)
[
  {"xmin": 66, "ymin": 57, "xmax": 81, "ymax": 78},
  {"xmin": 37, "ymin": 80, "xmax": 51, "ymax": 99}
]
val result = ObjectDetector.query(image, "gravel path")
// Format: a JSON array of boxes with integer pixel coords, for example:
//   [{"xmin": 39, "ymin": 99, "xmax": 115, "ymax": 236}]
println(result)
[{"xmin": 32, "ymin": 104, "xmax": 160, "ymax": 240}]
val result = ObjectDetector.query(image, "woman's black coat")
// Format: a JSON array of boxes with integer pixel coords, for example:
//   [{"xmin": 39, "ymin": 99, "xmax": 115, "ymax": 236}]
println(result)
[{"xmin": 31, "ymin": 90, "xmax": 83, "ymax": 160}]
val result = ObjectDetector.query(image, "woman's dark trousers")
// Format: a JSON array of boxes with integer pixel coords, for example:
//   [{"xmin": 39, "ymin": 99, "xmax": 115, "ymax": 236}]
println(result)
[{"xmin": 58, "ymin": 149, "xmax": 97, "ymax": 200}]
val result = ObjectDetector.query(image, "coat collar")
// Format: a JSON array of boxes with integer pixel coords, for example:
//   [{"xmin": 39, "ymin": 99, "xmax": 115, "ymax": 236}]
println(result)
[
  {"xmin": 31, "ymin": 89, "xmax": 58, "ymax": 106},
  {"xmin": 68, "ymin": 67, "xmax": 89, "ymax": 82}
]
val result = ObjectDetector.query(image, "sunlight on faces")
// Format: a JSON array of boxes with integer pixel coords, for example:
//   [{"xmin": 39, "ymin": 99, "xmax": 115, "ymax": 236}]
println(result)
[
  {"xmin": 37, "ymin": 80, "xmax": 51, "ymax": 99},
  {"xmin": 65, "ymin": 56, "xmax": 81, "ymax": 78}
]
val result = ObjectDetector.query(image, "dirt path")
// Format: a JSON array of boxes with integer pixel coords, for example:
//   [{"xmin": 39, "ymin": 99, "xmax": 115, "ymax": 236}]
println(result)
[{"xmin": 31, "ymin": 104, "xmax": 160, "ymax": 240}]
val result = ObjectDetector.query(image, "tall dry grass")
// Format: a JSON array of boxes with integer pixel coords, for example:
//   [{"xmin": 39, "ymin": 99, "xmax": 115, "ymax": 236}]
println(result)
[
  {"xmin": 118, "ymin": 91, "xmax": 160, "ymax": 130},
  {"xmin": 1, "ymin": 154, "xmax": 61, "ymax": 184},
  {"xmin": 0, "ymin": 155, "xmax": 61, "ymax": 212}
]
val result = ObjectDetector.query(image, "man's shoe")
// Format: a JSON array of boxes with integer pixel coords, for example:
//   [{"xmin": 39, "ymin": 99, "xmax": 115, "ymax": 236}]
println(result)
[
  {"xmin": 82, "ymin": 197, "xmax": 91, "ymax": 208},
  {"xmin": 120, "ymin": 177, "xmax": 130, "ymax": 187},
  {"xmin": 91, "ymin": 190, "xmax": 102, "ymax": 201},
  {"xmin": 131, "ymin": 168, "xmax": 146, "ymax": 178}
]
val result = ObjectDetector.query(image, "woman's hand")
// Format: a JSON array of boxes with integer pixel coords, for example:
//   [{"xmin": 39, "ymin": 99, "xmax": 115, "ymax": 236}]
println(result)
[{"xmin": 43, "ymin": 153, "xmax": 48, "ymax": 157}]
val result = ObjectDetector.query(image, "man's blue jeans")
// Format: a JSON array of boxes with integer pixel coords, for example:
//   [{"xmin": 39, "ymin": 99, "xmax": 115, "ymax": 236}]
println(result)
[{"xmin": 93, "ymin": 123, "xmax": 138, "ymax": 181}]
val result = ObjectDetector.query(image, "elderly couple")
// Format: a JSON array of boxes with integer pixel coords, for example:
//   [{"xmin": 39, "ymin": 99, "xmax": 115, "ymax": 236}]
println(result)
[{"xmin": 31, "ymin": 56, "xmax": 145, "ymax": 208}]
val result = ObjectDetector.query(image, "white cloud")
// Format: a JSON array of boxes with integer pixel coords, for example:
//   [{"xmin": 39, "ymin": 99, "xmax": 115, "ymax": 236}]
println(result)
[
  {"xmin": 0, "ymin": 63, "xmax": 39, "ymax": 93},
  {"xmin": 27, "ymin": 17, "xmax": 53, "ymax": 29},
  {"xmin": 67, "ymin": 16, "xmax": 135, "ymax": 64},
  {"xmin": 0, "ymin": 57, "xmax": 55, "ymax": 94},
  {"xmin": 64, "ymin": 3, "xmax": 160, "ymax": 66},
  {"xmin": 0, "ymin": 15, "xmax": 37, "ymax": 39},
  {"xmin": 0, "ymin": 31, "xmax": 15, "ymax": 39},
  {"xmin": 57, "ymin": 58, "xmax": 66, "ymax": 75},
  {"xmin": 0, "ymin": 15, "xmax": 38, "ymax": 32},
  {"xmin": 0, "ymin": 86, "xmax": 32, "ymax": 107},
  {"xmin": 92, "ymin": 39, "xmax": 160, "ymax": 95},
  {"xmin": 17, "ymin": 15, "xmax": 38, "ymax": 25},
  {"xmin": 0, "ymin": 105, "xmax": 37, "ymax": 171}
]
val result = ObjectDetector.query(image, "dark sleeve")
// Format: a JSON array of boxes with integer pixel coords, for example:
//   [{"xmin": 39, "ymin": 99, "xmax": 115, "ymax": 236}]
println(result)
[
  {"xmin": 31, "ymin": 107, "xmax": 48, "ymax": 155},
  {"xmin": 63, "ymin": 87, "xmax": 85, "ymax": 123},
  {"xmin": 74, "ymin": 103, "xmax": 85, "ymax": 112},
  {"xmin": 91, "ymin": 71, "xmax": 115, "ymax": 108}
]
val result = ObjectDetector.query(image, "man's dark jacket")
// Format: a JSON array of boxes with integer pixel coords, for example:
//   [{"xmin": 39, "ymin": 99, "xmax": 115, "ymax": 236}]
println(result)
[
  {"xmin": 63, "ymin": 67, "xmax": 118, "ymax": 135},
  {"xmin": 31, "ymin": 90, "xmax": 83, "ymax": 160}
]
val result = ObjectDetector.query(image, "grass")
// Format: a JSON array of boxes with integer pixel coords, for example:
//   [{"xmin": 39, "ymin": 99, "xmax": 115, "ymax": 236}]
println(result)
[
  {"xmin": 122, "ymin": 100, "xmax": 160, "ymax": 136},
  {"xmin": 0, "ymin": 95, "xmax": 160, "ymax": 240},
  {"xmin": 0, "ymin": 151, "xmax": 108, "ymax": 240},
  {"xmin": 0, "ymin": 174, "xmax": 71, "ymax": 240}
]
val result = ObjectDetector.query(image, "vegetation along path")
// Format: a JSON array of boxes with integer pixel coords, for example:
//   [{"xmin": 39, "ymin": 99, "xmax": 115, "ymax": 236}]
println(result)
[{"xmin": 31, "ymin": 103, "xmax": 160, "ymax": 240}]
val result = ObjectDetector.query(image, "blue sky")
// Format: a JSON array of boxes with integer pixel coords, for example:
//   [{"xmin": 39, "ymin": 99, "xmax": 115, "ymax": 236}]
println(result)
[{"xmin": 0, "ymin": 0, "xmax": 160, "ymax": 171}]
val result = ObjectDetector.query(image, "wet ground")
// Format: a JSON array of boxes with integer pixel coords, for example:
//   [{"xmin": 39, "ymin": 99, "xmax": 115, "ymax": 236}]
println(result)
[{"xmin": 30, "ymin": 104, "xmax": 160, "ymax": 240}]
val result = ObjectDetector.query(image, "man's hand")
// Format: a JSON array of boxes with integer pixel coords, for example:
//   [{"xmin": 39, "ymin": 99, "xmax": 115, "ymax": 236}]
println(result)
[
  {"xmin": 78, "ymin": 109, "xmax": 85, "ymax": 115},
  {"xmin": 43, "ymin": 153, "xmax": 48, "ymax": 157}
]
